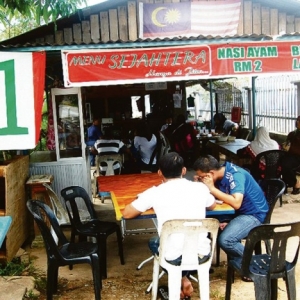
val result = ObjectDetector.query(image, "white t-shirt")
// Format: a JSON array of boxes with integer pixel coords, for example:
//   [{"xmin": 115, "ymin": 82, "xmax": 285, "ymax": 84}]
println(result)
[
  {"xmin": 134, "ymin": 134, "xmax": 157, "ymax": 164},
  {"xmin": 131, "ymin": 178, "xmax": 215, "ymax": 259}
]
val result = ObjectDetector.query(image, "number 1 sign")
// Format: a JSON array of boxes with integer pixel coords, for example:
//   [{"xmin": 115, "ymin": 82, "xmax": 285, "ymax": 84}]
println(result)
[{"xmin": 0, "ymin": 52, "xmax": 46, "ymax": 150}]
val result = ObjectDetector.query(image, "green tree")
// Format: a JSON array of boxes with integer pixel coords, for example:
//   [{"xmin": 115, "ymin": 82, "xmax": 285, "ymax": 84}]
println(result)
[{"xmin": 0, "ymin": 0, "xmax": 87, "ymax": 25}]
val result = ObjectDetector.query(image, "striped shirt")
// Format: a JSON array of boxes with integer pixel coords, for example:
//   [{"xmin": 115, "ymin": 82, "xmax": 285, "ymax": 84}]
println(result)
[{"xmin": 94, "ymin": 139, "xmax": 126, "ymax": 172}]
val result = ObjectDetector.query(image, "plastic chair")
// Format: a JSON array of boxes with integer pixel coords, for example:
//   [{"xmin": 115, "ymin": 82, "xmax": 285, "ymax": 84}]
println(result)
[
  {"xmin": 151, "ymin": 218, "xmax": 219, "ymax": 300},
  {"xmin": 60, "ymin": 185, "xmax": 125, "ymax": 279},
  {"xmin": 225, "ymin": 221, "xmax": 300, "ymax": 300},
  {"xmin": 251, "ymin": 150, "xmax": 286, "ymax": 206},
  {"xmin": 43, "ymin": 183, "xmax": 91, "ymax": 225},
  {"xmin": 26, "ymin": 200, "xmax": 101, "ymax": 300},
  {"xmin": 92, "ymin": 154, "xmax": 123, "ymax": 199}
]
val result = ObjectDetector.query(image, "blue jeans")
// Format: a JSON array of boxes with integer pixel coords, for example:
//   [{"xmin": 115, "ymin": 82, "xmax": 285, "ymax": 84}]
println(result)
[
  {"xmin": 218, "ymin": 214, "xmax": 262, "ymax": 258},
  {"xmin": 86, "ymin": 140, "xmax": 96, "ymax": 166},
  {"xmin": 148, "ymin": 236, "xmax": 189, "ymax": 276}
]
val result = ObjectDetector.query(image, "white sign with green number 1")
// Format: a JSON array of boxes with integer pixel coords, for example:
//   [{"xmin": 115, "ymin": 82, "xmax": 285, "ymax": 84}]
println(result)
[{"xmin": 0, "ymin": 52, "xmax": 45, "ymax": 150}]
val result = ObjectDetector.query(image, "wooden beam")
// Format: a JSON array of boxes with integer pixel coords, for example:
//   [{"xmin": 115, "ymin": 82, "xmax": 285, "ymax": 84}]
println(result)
[
  {"xmin": 270, "ymin": 8, "xmax": 279, "ymax": 35},
  {"xmin": 261, "ymin": 7, "xmax": 270, "ymax": 35},
  {"xmin": 295, "ymin": 17, "xmax": 300, "ymax": 32},
  {"xmin": 128, "ymin": 1, "xmax": 138, "ymax": 41},
  {"xmin": 286, "ymin": 15, "xmax": 295, "ymax": 33},
  {"xmin": 118, "ymin": 6, "xmax": 129, "ymax": 41},
  {"xmin": 63, "ymin": 28, "xmax": 73, "ymax": 44},
  {"xmin": 100, "ymin": 11, "xmax": 110, "ymax": 42},
  {"xmin": 82, "ymin": 20, "xmax": 91, "ymax": 44},
  {"xmin": 109, "ymin": 9, "xmax": 119, "ymax": 41},
  {"xmin": 237, "ymin": 0, "xmax": 244, "ymax": 35},
  {"xmin": 55, "ymin": 31, "xmax": 64, "ymax": 45},
  {"xmin": 243, "ymin": 1, "xmax": 253, "ymax": 35},
  {"xmin": 90, "ymin": 14, "xmax": 100, "ymax": 43},
  {"xmin": 73, "ymin": 23, "xmax": 82, "ymax": 44},
  {"xmin": 278, "ymin": 12, "xmax": 287, "ymax": 34},
  {"xmin": 252, "ymin": 3, "xmax": 261, "ymax": 34}
]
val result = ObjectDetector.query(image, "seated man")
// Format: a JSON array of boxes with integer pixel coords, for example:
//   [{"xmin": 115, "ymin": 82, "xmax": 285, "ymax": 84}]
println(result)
[
  {"xmin": 123, "ymin": 152, "xmax": 216, "ymax": 298},
  {"xmin": 281, "ymin": 115, "xmax": 300, "ymax": 194},
  {"xmin": 193, "ymin": 155, "xmax": 268, "ymax": 267},
  {"xmin": 92, "ymin": 127, "xmax": 129, "ymax": 175}
]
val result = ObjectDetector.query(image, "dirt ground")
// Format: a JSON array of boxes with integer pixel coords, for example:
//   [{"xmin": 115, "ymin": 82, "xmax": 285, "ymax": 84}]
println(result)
[{"xmin": 25, "ymin": 195, "xmax": 300, "ymax": 300}]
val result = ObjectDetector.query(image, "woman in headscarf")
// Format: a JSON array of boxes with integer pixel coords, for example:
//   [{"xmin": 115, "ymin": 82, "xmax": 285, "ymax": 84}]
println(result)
[
  {"xmin": 237, "ymin": 126, "xmax": 280, "ymax": 178},
  {"xmin": 238, "ymin": 126, "xmax": 279, "ymax": 159}
]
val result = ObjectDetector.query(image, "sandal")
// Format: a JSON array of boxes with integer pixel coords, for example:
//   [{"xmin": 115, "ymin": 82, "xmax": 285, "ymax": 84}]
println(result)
[
  {"xmin": 291, "ymin": 187, "xmax": 300, "ymax": 195},
  {"xmin": 241, "ymin": 276, "xmax": 253, "ymax": 282},
  {"xmin": 158, "ymin": 285, "xmax": 169, "ymax": 300}
]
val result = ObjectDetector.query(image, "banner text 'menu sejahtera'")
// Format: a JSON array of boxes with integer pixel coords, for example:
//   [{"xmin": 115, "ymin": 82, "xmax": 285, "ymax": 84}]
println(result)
[{"xmin": 68, "ymin": 50, "xmax": 207, "ymax": 69}]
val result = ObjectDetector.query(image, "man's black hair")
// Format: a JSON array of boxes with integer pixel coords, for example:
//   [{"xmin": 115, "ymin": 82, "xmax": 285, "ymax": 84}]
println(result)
[
  {"xmin": 158, "ymin": 152, "xmax": 184, "ymax": 179},
  {"xmin": 193, "ymin": 155, "xmax": 222, "ymax": 173}
]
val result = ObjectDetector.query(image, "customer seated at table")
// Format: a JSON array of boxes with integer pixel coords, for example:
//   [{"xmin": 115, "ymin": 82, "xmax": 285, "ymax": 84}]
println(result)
[
  {"xmin": 237, "ymin": 126, "xmax": 280, "ymax": 178},
  {"xmin": 193, "ymin": 155, "xmax": 268, "ymax": 265},
  {"xmin": 93, "ymin": 127, "xmax": 138, "ymax": 175},
  {"xmin": 123, "ymin": 152, "xmax": 216, "ymax": 299},
  {"xmin": 170, "ymin": 114, "xmax": 198, "ymax": 166},
  {"xmin": 213, "ymin": 113, "xmax": 239, "ymax": 136},
  {"xmin": 133, "ymin": 123, "xmax": 158, "ymax": 172},
  {"xmin": 281, "ymin": 115, "xmax": 300, "ymax": 195},
  {"xmin": 161, "ymin": 115, "xmax": 173, "ymax": 132}
]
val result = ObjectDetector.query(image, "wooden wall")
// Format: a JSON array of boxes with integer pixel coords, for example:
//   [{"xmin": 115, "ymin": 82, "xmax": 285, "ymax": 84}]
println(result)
[{"xmin": 38, "ymin": 0, "xmax": 300, "ymax": 46}]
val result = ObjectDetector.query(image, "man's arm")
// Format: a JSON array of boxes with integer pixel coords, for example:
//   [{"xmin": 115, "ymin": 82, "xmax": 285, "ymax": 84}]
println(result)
[
  {"xmin": 200, "ymin": 174, "xmax": 243, "ymax": 210},
  {"xmin": 209, "ymin": 188, "xmax": 243, "ymax": 210},
  {"xmin": 206, "ymin": 202, "xmax": 216, "ymax": 211},
  {"xmin": 123, "ymin": 203, "xmax": 142, "ymax": 219}
]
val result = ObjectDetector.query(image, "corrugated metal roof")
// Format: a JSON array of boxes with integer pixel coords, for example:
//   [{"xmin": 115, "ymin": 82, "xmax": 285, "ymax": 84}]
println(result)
[
  {"xmin": 1, "ymin": 0, "xmax": 300, "ymax": 51},
  {"xmin": 0, "ymin": 34, "xmax": 276, "ymax": 52}
]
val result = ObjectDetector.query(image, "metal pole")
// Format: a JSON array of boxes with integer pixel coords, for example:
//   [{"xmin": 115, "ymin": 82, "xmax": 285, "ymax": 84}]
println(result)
[
  {"xmin": 252, "ymin": 76, "xmax": 257, "ymax": 137},
  {"xmin": 209, "ymin": 80, "xmax": 214, "ymax": 127}
]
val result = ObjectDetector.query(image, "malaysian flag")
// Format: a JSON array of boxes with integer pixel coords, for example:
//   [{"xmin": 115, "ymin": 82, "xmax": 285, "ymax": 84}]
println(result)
[{"xmin": 139, "ymin": 0, "xmax": 241, "ymax": 39}]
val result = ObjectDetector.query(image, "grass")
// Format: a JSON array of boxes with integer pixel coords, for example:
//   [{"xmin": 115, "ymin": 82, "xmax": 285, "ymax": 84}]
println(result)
[
  {"xmin": 0, "ymin": 255, "xmax": 48, "ymax": 299},
  {"xmin": 0, "ymin": 257, "xmax": 30, "ymax": 276}
]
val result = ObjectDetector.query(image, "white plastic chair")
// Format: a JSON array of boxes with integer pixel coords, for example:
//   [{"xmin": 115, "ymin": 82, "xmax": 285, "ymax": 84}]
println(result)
[
  {"xmin": 151, "ymin": 218, "xmax": 219, "ymax": 300},
  {"xmin": 92, "ymin": 154, "xmax": 124, "ymax": 199}
]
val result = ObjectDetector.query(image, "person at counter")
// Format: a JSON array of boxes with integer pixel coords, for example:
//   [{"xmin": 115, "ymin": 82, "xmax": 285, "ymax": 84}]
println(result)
[
  {"xmin": 281, "ymin": 115, "xmax": 300, "ymax": 195},
  {"xmin": 213, "ymin": 113, "xmax": 238, "ymax": 136},
  {"xmin": 87, "ymin": 117, "xmax": 103, "ymax": 166},
  {"xmin": 193, "ymin": 155, "xmax": 268, "ymax": 271},
  {"xmin": 123, "ymin": 152, "xmax": 216, "ymax": 299}
]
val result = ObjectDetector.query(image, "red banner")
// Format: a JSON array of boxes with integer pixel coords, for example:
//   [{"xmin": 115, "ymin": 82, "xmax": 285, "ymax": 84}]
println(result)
[{"xmin": 62, "ymin": 41, "xmax": 300, "ymax": 87}]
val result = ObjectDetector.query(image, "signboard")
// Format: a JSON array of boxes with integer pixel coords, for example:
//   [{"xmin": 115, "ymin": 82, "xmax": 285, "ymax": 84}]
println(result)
[
  {"xmin": 62, "ymin": 41, "xmax": 300, "ymax": 87},
  {"xmin": 0, "ymin": 52, "xmax": 46, "ymax": 150}
]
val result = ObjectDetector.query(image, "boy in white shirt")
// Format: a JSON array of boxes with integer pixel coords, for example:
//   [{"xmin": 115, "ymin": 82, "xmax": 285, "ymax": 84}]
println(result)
[{"xmin": 123, "ymin": 152, "xmax": 216, "ymax": 299}]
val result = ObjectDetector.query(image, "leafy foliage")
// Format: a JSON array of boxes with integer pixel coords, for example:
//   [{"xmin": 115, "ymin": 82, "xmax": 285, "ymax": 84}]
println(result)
[{"xmin": 0, "ymin": 0, "xmax": 87, "ymax": 25}]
